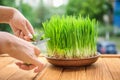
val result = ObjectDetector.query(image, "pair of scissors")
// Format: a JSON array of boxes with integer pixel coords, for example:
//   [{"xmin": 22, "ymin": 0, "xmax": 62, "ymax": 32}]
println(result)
[{"xmin": 32, "ymin": 32, "xmax": 50, "ymax": 45}]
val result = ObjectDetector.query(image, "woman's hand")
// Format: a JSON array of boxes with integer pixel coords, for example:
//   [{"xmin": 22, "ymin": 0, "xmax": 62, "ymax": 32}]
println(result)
[
  {"xmin": 0, "ymin": 6, "xmax": 34, "ymax": 41},
  {"xmin": 0, "ymin": 32, "xmax": 45, "ymax": 73},
  {"xmin": 9, "ymin": 9, "xmax": 34, "ymax": 41}
]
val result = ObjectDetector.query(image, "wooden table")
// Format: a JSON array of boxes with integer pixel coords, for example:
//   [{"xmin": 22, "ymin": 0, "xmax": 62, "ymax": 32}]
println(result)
[{"xmin": 0, "ymin": 54, "xmax": 120, "ymax": 80}]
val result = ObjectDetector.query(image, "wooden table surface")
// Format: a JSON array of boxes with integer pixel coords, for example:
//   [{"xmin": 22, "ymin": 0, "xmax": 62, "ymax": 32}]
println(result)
[{"xmin": 0, "ymin": 54, "xmax": 120, "ymax": 80}]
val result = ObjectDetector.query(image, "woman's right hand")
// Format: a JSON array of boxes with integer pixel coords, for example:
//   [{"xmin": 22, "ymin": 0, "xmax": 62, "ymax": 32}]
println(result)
[{"xmin": 0, "ymin": 32, "xmax": 45, "ymax": 73}]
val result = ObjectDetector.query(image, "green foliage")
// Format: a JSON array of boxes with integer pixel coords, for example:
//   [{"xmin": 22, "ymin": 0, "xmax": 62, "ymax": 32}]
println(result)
[
  {"xmin": 35, "ymin": 0, "xmax": 67, "ymax": 29},
  {"xmin": 35, "ymin": 1, "xmax": 51, "ymax": 29},
  {"xmin": 0, "ymin": 24, "xmax": 12, "ymax": 32},
  {"xmin": 66, "ymin": 0, "xmax": 113, "ymax": 22},
  {"xmin": 43, "ymin": 15, "xmax": 97, "ymax": 58},
  {"xmin": 18, "ymin": 3, "xmax": 37, "ymax": 28},
  {"xmin": 0, "ymin": 0, "xmax": 16, "ymax": 32},
  {"xmin": 0, "ymin": 0, "xmax": 16, "ymax": 7},
  {"xmin": 97, "ymin": 23, "xmax": 114, "ymax": 37},
  {"xmin": 31, "ymin": 34, "xmax": 37, "ymax": 41}
]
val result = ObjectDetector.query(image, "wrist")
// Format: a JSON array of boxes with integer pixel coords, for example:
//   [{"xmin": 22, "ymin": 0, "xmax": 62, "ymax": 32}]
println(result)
[
  {"xmin": 8, "ymin": 8, "xmax": 17, "ymax": 24},
  {"xmin": 0, "ymin": 6, "xmax": 15, "ymax": 23}
]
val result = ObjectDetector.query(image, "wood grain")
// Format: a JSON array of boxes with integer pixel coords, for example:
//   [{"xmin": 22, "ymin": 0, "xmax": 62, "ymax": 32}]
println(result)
[
  {"xmin": 8, "ymin": 70, "xmax": 37, "ymax": 80},
  {"xmin": 0, "ymin": 55, "xmax": 119, "ymax": 80},
  {"xmin": 100, "ymin": 54, "xmax": 120, "ymax": 58},
  {"xmin": 60, "ymin": 68, "xmax": 77, "ymax": 80},
  {"xmin": 0, "ymin": 63, "xmax": 18, "ymax": 80},
  {"xmin": 35, "ymin": 64, "xmax": 63, "ymax": 80},
  {"xmin": 103, "ymin": 58, "xmax": 120, "ymax": 80}
]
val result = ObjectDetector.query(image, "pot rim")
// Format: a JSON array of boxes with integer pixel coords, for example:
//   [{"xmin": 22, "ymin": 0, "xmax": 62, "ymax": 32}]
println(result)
[{"xmin": 45, "ymin": 52, "xmax": 101, "ymax": 61}]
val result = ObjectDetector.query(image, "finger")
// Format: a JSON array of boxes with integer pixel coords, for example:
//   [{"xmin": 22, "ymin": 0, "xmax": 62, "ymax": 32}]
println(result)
[
  {"xmin": 20, "ymin": 31, "xmax": 24, "ymax": 39},
  {"xmin": 28, "ymin": 65, "xmax": 36, "ymax": 70},
  {"xmin": 9, "ymin": 23, "xmax": 17, "ymax": 35},
  {"xmin": 16, "ymin": 63, "xmax": 36, "ymax": 70},
  {"xmin": 20, "ymin": 64, "xmax": 30, "ymax": 70},
  {"xmin": 23, "ymin": 31, "xmax": 33, "ymax": 41},
  {"xmin": 20, "ymin": 22, "xmax": 33, "ymax": 39},
  {"xmin": 15, "ymin": 62, "xmax": 22, "ymax": 66},
  {"xmin": 10, "ymin": 23, "xmax": 20, "ymax": 37},
  {"xmin": 34, "ymin": 61, "xmax": 45, "ymax": 73},
  {"xmin": 26, "ymin": 20, "xmax": 34, "ymax": 34},
  {"xmin": 27, "ymin": 56, "xmax": 44, "ymax": 72},
  {"xmin": 15, "ymin": 30, "xmax": 21, "ymax": 37},
  {"xmin": 20, "ymin": 64, "xmax": 36, "ymax": 70},
  {"xmin": 34, "ymin": 46, "xmax": 40, "ymax": 56}
]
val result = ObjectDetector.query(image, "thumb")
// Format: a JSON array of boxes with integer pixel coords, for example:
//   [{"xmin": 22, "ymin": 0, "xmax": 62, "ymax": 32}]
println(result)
[{"xmin": 30, "ymin": 58, "xmax": 45, "ymax": 72}]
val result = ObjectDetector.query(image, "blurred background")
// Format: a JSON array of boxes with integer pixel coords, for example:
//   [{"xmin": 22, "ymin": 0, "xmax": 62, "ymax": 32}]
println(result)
[{"xmin": 0, "ymin": 0, "xmax": 120, "ymax": 54}]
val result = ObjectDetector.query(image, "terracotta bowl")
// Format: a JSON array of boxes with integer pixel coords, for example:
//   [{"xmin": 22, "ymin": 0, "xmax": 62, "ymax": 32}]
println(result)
[{"xmin": 45, "ymin": 53, "xmax": 100, "ymax": 67}]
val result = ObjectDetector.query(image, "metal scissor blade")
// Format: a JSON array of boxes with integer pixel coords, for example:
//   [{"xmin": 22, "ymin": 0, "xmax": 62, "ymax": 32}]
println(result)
[
  {"xmin": 36, "ymin": 32, "xmax": 44, "ymax": 41},
  {"xmin": 36, "ymin": 38, "xmax": 50, "ymax": 44}
]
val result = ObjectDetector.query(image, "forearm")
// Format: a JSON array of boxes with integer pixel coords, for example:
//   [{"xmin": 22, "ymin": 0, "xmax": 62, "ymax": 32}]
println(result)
[{"xmin": 0, "ymin": 6, "xmax": 15, "ymax": 23}]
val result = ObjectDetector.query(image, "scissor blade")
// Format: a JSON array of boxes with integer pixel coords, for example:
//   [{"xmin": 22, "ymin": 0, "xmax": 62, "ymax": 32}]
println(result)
[
  {"xmin": 36, "ymin": 32, "xmax": 44, "ymax": 41},
  {"xmin": 36, "ymin": 38, "xmax": 50, "ymax": 44}
]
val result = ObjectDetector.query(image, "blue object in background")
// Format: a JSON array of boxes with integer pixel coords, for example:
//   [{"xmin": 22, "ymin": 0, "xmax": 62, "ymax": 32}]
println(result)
[
  {"xmin": 113, "ymin": 0, "xmax": 120, "ymax": 27},
  {"xmin": 97, "ymin": 41, "xmax": 117, "ymax": 54}
]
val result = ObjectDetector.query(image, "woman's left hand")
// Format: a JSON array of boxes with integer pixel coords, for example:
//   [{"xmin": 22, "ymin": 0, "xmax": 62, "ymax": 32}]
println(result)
[{"xmin": 9, "ymin": 9, "xmax": 34, "ymax": 41}]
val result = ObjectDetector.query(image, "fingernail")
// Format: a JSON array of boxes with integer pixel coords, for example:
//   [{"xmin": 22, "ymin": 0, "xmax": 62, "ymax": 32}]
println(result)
[{"xmin": 28, "ymin": 34, "xmax": 33, "ymax": 38}]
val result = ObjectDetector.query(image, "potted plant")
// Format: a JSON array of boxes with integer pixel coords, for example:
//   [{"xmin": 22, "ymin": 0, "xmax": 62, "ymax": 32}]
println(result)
[{"xmin": 42, "ymin": 15, "xmax": 100, "ymax": 67}]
